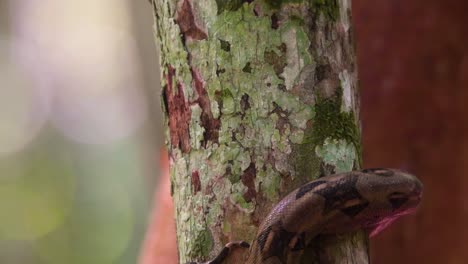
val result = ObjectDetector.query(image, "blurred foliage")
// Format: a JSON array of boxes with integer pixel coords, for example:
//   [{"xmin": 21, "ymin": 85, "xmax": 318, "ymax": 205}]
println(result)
[
  {"xmin": 0, "ymin": 127, "xmax": 153, "ymax": 264},
  {"xmin": 0, "ymin": 0, "xmax": 161, "ymax": 263}
]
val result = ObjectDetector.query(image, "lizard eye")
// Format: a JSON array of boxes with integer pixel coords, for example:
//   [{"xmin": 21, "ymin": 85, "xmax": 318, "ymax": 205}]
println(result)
[{"xmin": 388, "ymin": 192, "xmax": 408, "ymax": 209}]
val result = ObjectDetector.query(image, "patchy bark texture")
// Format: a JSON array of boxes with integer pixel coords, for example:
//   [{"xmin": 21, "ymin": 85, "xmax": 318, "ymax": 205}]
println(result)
[{"xmin": 152, "ymin": 0, "xmax": 363, "ymax": 263}]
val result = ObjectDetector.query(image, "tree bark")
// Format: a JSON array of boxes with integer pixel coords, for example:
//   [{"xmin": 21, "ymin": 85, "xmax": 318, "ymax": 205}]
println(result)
[{"xmin": 151, "ymin": 0, "xmax": 365, "ymax": 263}]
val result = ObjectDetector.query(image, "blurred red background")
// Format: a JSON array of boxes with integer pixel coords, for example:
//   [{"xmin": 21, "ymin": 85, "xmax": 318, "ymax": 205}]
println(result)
[{"xmin": 355, "ymin": 1, "xmax": 468, "ymax": 263}]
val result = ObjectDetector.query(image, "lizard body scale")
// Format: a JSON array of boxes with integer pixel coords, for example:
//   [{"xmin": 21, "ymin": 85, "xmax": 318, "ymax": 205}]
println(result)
[{"xmin": 187, "ymin": 168, "xmax": 423, "ymax": 264}]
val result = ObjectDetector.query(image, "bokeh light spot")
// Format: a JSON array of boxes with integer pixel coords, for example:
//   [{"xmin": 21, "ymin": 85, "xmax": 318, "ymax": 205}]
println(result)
[
  {"xmin": 0, "ymin": 36, "xmax": 50, "ymax": 156},
  {"xmin": 0, "ymin": 148, "xmax": 75, "ymax": 240},
  {"xmin": 12, "ymin": 1, "xmax": 147, "ymax": 145}
]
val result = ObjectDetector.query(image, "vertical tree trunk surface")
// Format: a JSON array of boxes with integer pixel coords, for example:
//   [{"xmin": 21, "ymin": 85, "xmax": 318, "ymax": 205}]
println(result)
[{"xmin": 152, "ymin": 0, "xmax": 364, "ymax": 263}]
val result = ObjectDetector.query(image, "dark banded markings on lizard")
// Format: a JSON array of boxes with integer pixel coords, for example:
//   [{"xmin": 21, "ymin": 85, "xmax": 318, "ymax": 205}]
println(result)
[
  {"xmin": 312, "ymin": 175, "xmax": 369, "ymax": 215},
  {"xmin": 295, "ymin": 180, "xmax": 327, "ymax": 200}
]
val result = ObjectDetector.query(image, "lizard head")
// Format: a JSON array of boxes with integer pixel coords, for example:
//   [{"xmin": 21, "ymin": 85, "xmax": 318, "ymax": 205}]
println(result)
[{"xmin": 352, "ymin": 168, "xmax": 423, "ymax": 236}]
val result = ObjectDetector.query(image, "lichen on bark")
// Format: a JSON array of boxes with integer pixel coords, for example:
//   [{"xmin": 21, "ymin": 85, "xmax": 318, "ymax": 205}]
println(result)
[{"xmin": 152, "ymin": 0, "xmax": 364, "ymax": 263}]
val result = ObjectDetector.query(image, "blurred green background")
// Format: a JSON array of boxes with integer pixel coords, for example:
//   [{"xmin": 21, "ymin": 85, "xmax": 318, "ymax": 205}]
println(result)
[{"xmin": 0, "ymin": 0, "xmax": 162, "ymax": 263}]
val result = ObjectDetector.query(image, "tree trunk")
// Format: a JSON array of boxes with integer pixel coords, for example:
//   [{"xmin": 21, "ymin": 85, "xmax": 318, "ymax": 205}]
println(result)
[{"xmin": 151, "ymin": 0, "xmax": 365, "ymax": 263}]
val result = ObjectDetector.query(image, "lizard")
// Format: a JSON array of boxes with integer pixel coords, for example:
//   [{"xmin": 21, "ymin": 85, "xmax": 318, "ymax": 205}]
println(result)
[{"xmin": 187, "ymin": 168, "xmax": 423, "ymax": 264}]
